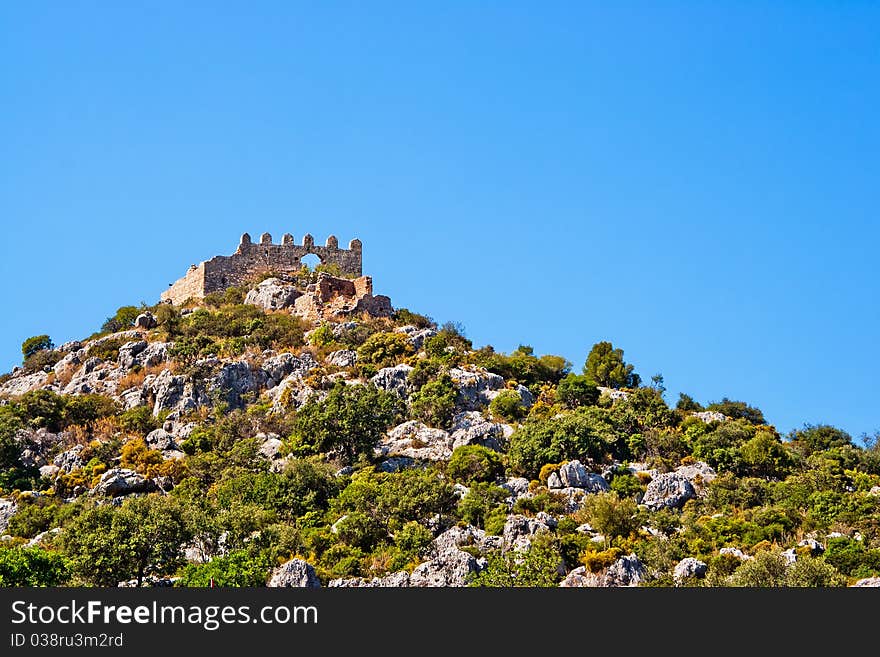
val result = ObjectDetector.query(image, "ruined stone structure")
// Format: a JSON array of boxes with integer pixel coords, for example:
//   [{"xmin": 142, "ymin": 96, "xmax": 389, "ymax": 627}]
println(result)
[{"xmin": 161, "ymin": 232, "xmax": 363, "ymax": 305}]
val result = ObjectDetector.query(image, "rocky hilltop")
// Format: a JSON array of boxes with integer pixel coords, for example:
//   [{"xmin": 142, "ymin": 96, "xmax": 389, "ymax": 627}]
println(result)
[{"xmin": 1, "ymin": 264, "xmax": 879, "ymax": 588}]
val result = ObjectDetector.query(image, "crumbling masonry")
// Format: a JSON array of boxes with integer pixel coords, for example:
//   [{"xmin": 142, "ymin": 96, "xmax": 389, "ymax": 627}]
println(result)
[{"xmin": 161, "ymin": 232, "xmax": 363, "ymax": 305}]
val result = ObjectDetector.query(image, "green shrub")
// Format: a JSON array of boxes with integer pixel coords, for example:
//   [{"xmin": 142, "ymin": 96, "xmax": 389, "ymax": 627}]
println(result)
[
  {"xmin": 118, "ymin": 406, "xmax": 160, "ymax": 435},
  {"xmin": 23, "ymin": 349, "xmax": 62, "ymax": 373},
  {"xmin": 309, "ymin": 324, "xmax": 336, "ymax": 348},
  {"xmin": 101, "ymin": 306, "xmax": 142, "ymax": 334},
  {"xmin": 474, "ymin": 345, "xmax": 569, "ymax": 391},
  {"xmin": 705, "ymin": 398, "xmax": 766, "ymax": 425},
  {"xmin": 287, "ymin": 381, "xmax": 403, "ymax": 465},
  {"xmin": 179, "ymin": 549, "xmax": 270, "ymax": 587},
  {"xmin": 470, "ymin": 532, "xmax": 564, "ymax": 587},
  {"xmin": 457, "ymin": 482, "xmax": 508, "ymax": 528},
  {"xmin": 86, "ymin": 336, "xmax": 127, "ymax": 361},
  {"xmin": 555, "ymin": 374, "xmax": 600, "ymax": 409},
  {"xmin": 356, "ymin": 332, "xmax": 413, "ymax": 369},
  {"xmin": 409, "ymin": 374, "xmax": 456, "ymax": 429},
  {"xmin": 489, "ymin": 389, "xmax": 527, "ymax": 422},
  {"xmin": 580, "ymin": 492, "xmax": 640, "ymax": 546},
  {"xmin": 22, "ymin": 335, "xmax": 54, "ymax": 360},
  {"xmin": 393, "ymin": 308, "xmax": 433, "ymax": 329},
  {"xmin": 0, "ymin": 546, "xmax": 70, "ymax": 586},
  {"xmin": 447, "ymin": 445, "xmax": 504, "ymax": 485}
]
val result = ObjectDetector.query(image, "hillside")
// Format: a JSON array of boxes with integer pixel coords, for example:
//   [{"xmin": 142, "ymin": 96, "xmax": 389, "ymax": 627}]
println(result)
[{"xmin": 1, "ymin": 266, "xmax": 879, "ymax": 588}]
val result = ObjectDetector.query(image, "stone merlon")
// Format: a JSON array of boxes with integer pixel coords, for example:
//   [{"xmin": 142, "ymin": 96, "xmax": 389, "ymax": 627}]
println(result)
[{"xmin": 160, "ymin": 233, "xmax": 363, "ymax": 305}]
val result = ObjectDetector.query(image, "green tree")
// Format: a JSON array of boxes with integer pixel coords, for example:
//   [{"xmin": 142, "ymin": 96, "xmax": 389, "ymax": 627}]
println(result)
[
  {"xmin": 470, "ymin": 532, "xmax": 564, "ymax": 587},
  {"xmin": 555, "ymin": 374, "xmax": 599, "ymax": 409},
  {"xmin": 287, "ymin": 381, "xmax": 403, "ymax": 465},
  {"xmin": 21, "ymin": 335, "xmax": 54, "ymax": 361},
  {"xmin": 356, "ymin": 332, "xmax": 413, "ymax": 369},
  {"xmin": 0, "ymin": 546, "xmax": 70, "ymax": 586},
  {"xmin": 728, "ymin": 549, "xmax": 788, "ymax": 587},
  {"xmin": 676, "ymin": 393, "xmax": 703, "ymax": 412},
  {"xmin": 101, "ymin": 305, "xmax": 142, "ymax": 334},
  {"xmin": 705, "ymin": 398, "xmax": 766, "ymax": 425},
  {"xmin": 457, "ymin": 482, "xmax": 508, "ymax": 530},
  {"xmin": 447, "ymin": 445, "xmax": 504, "ymax": 484},
  {"xmin": 582, "ymin": 341, "xmax": 639, "ymax": 389},
  {"xmin": 179, "ymin": 550, "xmax": 271, "ymax": 587},
  {"xmin": 409, "ymin": 374, "xmax": 457, "ymax": 429},
  {"xmin": 784, "ymin": 557, "xmax": 847, "ymax": 587},
  {"xmin": 489, "ymin": 389, "xmax": 527, "ymax": 422},
  {"xmin": 580, "ymin": 491, "xmax": 640, "ymax": 545},
  {"xmin": 787, "ymin": 424, "xmax": 853, "ymax": 456},
  {"xmin": 61, "ymin": 495, "xmax": 190, "ymax": 586},
  {"xmin": 738, "ymin": 429, "xmax": 795, "ymax": 479}
]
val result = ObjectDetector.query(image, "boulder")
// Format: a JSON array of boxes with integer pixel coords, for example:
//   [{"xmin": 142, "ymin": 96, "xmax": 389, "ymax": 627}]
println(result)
[
  {"xmin": 209, "ymin": 361, "xmax": 268, "ymax": 409},
  {"xmin": 502, "ymin": 514, "xmax": 554, "ymax": 551},
  {"xmin": 797, "ymin": 538, "xmax": 825, "ymax": 556},
  {"xmin": 597, "ymin": 386, "xmax": 629, "ymax": 401},
  {"xmin": 0, "ymin": 499, "xmax": 18, "ymax": 533},
  {"xmin": 376, "ymin": 421, "xmax": 454, "ymax": 461},
  {"xmin": 91, "ymin": 468, "xmax": 156, "ymax": 497},
  {"xmin": 267, "ymin": 559, "xmax": 321, "ymax": 588},
  {"xmin": 370, "ymin": 364, "xmax": 414, "ymax": 398},
  {"xmin": 328, "ymin": 572, "xmax": 411, "ymax": 587},
  {"xmin": 674, "ymin": 557, "xmax": 708, "ymax": 581},
  {"xmin": 394, "ymin": 325, "xmax": 438, "ymax": 350},
  {"xmin": 448, "ymin": 367, "xmax": 505, "ymax": 410},
  {"xmin": 53, "ymin": 445, "xmax": 85, "ymax": 473},
  {"xmin": 134, "ymin": 312, "xmax": 158, "ymax": 329},
  {"xmin": 377, "ymin": 456, "xmax": 416, "ymax": 473},
  {"xmin": 852, "ymin": 577, "xmax": 880, "ymax": 587},
  {"xmin": 244, "ymin": 278, "xmax": 301, "ymax": 311},
  {"xmin": 145, "ymin": 428, "xmax": 177, "ymax": 451},
  {"xmin": 327, "ymin": 349, "xmax": 358, "ymax": 368},
  {"xmin": 674, "ymin": 461, "xmax": 717, "ymax": 493},
  {"xmin": 449, "ymin": 411, "xmax": 506, "ymax": 451},
  {"xmin": 39, "ymin": 464, "xmax": 61, "ymax": 479},
  {"xmin": 641, "ymin": 472, "xmax": 696, "ymax": 510},
  {"xmin": 557, "ymin": 461, "xmax": 610, "ymax": 492},
  {"xmin": 691, "ymin": 410, "xmax": 727, "ymax": 424},
  {"xmin": 560, "ymin": 554, "xmax": 646, "ymax": 588},
  {"xmin": 719, "ymin": 547, "xmax": 752, "ymax": 561},
  {"xmin": 500, "ymin": 477, "xmax": 531, "ymax": 505},
  {"xmin": 262, "ymin": 352, "xmax": 317, "ymax": 385},
  {"xmin": 0, "ymin": 371, "xmax": 49, "ymax": 396},
  {"xmin": 118, "ymin": 342, "xmax": 148, "ymax": 369},
  {"xmin": 258, "ymin": 434, "xmax": 283, "ymax": 460},
  {"xmin": 409, "ymin": 550, "xmax": 482, "ymax": 587},
  {"xmin": 869, "ymin": 486, "xmax": 880, "ymax": 497}
]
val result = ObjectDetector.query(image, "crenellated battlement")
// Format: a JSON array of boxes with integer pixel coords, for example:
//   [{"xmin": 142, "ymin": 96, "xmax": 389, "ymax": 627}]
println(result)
[{"xmin": 160, "ymin": 232, "xmax": 363, "ymax": 305}]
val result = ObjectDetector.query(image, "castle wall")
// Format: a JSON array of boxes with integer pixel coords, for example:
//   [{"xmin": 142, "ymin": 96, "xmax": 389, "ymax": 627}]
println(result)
[
  {"xmin": 160, "ymin": 233, "xmax": 363, "ymax": 305},
  {"xmin": 160, "ymin": 263, "xmax": 206, "ymax": 305}
]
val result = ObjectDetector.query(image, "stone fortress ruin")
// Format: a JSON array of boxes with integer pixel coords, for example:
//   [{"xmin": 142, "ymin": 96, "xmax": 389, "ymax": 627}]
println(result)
[{"xmin": 161, "ymin": 232, "xmax": 363, "ymax": 305}]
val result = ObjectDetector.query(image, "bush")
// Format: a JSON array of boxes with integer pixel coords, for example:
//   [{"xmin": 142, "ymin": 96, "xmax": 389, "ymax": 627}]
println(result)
[
  {"xmin": 580, "ymin": 492, "xmax": 639, "ymax": 545},
  {"xmin": 393, "ymin": 308, "xmax": 433, "ymax": 329},
  {"xmin": 22, "ymin": 349, "xmax": 61, "ymax": 374},
  {"xmin": 676, "ymin": 393, "xmax": 703, "ymax": 412},
  {"xmin": 580, "ymin": 547, "xmax": 623, "ymax": 573},
  {"xmin": 583, "ymin": 341, "xmax": 639, "ymax": 389},
  {"xmin": 489, "ymin": 390, "xmax": 527, "ymax": 422},
  {"xmin": 287, "ymin": 381, "xmax": 403, "ymax": 465},
  {"xmin": 86, "ymin": 336, "xmax": 127, "ymax": 361},
  {"xmin": 21, "ymin": 335, "xmax": 54, "ymax": 361},
  {"xmin": 447, "ymin": 445, "xmax": 504, "ymax": 485},
  {"xmin": 705, "ymin": 398, "xmax": 766, "ymax": 425},
  {"xmin": 470, "ymin": 532, "xmax": 564, "ymax": 587},
  {"xmin": 555, "ymin": 374, "xmax": 599, "ymax": 409},
  {"xmin": 784, "ymin": 557, "xmax": 847, "ymax": 587},
  {"xmin": 474, "ymin": 345, "xmax": 569, "ymax": 392},
  {"xmin": 101, "ymin": 306, "xmax": 142, "ymax": 334},
  {"xmin": 457, "ymin": 482, "xmax": 508, "ymax": 529},
  {"xmin": 356, "ymin": 332, "xmax": 413, "ymax": 369},
  {"xmin": 118, "ymin": 406, "xmax": 160, "ymax": 435},
  {"xmin": 0, "ymin": 546, "xmax": 69, "ymax": 586},
  {"xmin": 507, "ymin": 408, "xmax": 616, "ymax": 479},
  {"xmin": 409, "ymin": 374, "xmax": 457, "ymax": 429},
  {"xmin": 179, "ymin": 550, "xmax": 270, "ymax": 587}
]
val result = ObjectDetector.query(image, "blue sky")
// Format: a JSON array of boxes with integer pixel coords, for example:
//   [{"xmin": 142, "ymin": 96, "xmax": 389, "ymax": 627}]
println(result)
[{"xmin": 1, "ymin": 2, "xmax": 878, "ymax": 439}]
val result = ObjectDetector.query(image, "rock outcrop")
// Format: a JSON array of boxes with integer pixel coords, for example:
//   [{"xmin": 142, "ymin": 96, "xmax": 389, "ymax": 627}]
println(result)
[{"xmin": 267, "ymin": 559, "xmax": 321, "ymax": 588}]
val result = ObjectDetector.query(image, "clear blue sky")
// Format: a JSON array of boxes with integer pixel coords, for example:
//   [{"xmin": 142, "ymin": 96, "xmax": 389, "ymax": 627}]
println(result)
[{"xmin": 1, "ymin": 2, "xmax": 878, "ymax": 439}]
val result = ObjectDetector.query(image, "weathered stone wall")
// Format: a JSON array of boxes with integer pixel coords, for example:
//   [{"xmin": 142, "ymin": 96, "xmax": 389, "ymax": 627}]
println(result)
[
  {"xmin": 161, "ymin": 263, "xmax": 206, "ymax": 305},
  {"xmin": 160, "ymin": 233, "xmax": 363, "ymax": 305}
]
